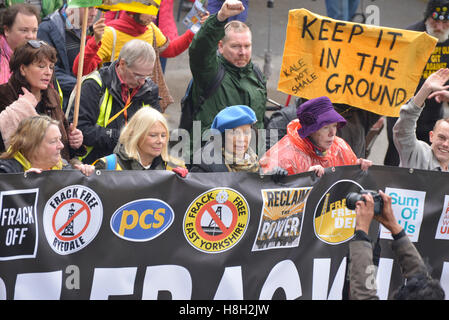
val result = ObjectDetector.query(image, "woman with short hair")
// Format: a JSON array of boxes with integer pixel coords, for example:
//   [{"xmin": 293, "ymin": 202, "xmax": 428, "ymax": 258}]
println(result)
[{"xmin": 0, "ymin": 3, "xmax": 40, "ymax": 83}]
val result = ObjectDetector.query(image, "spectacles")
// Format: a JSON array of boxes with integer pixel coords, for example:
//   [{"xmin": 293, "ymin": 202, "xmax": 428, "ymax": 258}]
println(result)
[
  {"xmin": 126, "ymin": 64, "xmax": 151, "ymax": 81},
  {"xmin": 27, "ymin": 40, "xmax": 48, "ymax": 49}
]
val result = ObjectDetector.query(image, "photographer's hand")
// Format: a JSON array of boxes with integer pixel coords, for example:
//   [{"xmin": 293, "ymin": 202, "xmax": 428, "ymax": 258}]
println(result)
[
  {"xmin": 374, "ymin": 190, "xmax": 403, "ymax": 236},
  {"xmin": 354, "ymin": 193, "xmax": 375, "ymax": 234}
]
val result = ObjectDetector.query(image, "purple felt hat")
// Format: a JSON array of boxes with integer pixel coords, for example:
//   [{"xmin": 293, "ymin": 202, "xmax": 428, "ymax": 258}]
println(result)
[{"xmin": 296, "ymin": 96, "xmax": 346, "ymax": 138}]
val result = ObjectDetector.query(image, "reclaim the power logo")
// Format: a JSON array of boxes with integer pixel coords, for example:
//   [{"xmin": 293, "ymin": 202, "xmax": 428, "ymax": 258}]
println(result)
[
  {"xmin": 183, "ymin": 188, "xmax": 249, "ymax": 253},
  {"xmin": 43, "ymin": 185, "xmax": 103, "ymax": 255}
]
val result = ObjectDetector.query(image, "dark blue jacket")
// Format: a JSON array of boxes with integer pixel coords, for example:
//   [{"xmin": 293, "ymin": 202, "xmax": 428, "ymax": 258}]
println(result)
[{"xmin": 37, "ymin": 10, "xmax": 77, "ymax": 109}]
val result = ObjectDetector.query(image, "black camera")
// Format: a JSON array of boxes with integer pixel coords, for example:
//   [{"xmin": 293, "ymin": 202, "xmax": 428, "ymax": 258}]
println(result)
[{"xmin": 345, "ymin": 190, "xmax": 384, "ymax": 216}]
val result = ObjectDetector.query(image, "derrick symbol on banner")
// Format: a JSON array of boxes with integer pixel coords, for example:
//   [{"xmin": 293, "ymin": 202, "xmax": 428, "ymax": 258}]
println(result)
[{"xmin": 61, "ymin": 203, "xmax": 76, "ymax": 236}]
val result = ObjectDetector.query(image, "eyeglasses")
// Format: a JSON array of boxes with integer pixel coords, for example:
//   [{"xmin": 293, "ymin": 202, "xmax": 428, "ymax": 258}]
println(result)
[
  {"xmin": 27, "ymin": 40, "xmax": 48, "ymax": 49},
  {"xmin": 131, "ymin": 72, "xmax": 150, "ymax": 81},
  {"xmin": 125, "ymin": 64, "xmax": 151, "ymax": 81}
]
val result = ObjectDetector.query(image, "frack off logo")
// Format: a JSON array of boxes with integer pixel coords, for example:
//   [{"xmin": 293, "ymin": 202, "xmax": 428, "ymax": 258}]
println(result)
[
  {"xmin": 314, "ymin": 180, "xmax": 363, "ymax": 245},
  {"xmin": 0, "ymin": 189, "xmax": 39, "ymax": 261},
  {"xmin": 183, "ymin": 188, "xmax": 249, "ymax": 253},
  {"xmin": 43, "ymin": 185, "xmax": 103, "ymax": 255},
  {"xmin": 252, "ymin": 187, "xmax": 312, "ymax": 251}
]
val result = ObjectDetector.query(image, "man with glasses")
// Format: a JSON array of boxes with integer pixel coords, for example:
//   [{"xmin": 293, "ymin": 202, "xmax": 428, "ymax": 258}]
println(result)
[{"xmin": 69, "ymin": 39, "xmax": 160, "ymax": 164}]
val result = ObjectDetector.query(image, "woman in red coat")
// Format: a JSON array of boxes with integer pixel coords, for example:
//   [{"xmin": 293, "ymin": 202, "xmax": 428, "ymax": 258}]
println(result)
[{"xmin": 260, "ymin": 96, "xmax": 372, "ymax": 176}]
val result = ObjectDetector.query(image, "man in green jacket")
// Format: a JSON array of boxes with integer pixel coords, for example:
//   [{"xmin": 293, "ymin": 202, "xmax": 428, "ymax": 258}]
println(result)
[{"xmin": 188, "ymin": 0, "xmax": 267, "ymax": 142}]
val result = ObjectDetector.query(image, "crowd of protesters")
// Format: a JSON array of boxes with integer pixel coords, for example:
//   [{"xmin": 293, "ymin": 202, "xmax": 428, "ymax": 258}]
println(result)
[{"xmin": 0, "ymin": 0, "xmax": 448, "ymax": 300}]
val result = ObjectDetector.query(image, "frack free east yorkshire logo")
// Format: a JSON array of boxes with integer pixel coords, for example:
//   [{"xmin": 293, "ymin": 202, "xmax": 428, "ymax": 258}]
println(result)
[
  {"xmin": 183, "ymin": 188, "xmax": 250, "ymax": 253},
  {"xmin": 43, "ymin": 185, "xmax": 103, "ymax": 255}
]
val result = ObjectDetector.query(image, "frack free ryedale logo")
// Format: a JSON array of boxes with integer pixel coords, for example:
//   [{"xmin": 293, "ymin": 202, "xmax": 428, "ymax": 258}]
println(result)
[{"xmin": 43, "ymin": 185, "xmax": 103, "ymax": 255}]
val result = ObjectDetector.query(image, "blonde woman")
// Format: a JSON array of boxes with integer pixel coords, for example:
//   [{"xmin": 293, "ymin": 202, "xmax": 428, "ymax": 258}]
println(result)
[
  {"xmin": 0, "ymin": 115, "xmax": 93, "ymax": 176},
  {"xmin": 93, "ymin": 107, "xmax": 187, "ymax": 176}
]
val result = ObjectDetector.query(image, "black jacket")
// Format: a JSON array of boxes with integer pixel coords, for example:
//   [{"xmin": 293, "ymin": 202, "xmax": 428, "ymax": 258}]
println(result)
[
  {"xmin": 0, "ymin": 159, "xmax": 24, "ymax": 173},
  {"xmin": 70, "ymin": 60, "xmax": 160, "ymax": 164}
]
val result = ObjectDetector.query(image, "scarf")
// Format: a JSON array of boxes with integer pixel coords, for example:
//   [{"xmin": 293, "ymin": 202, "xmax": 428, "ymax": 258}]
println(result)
[
  {"xmin": 107, "ymin": 12, "xmax": 148, "ymax": 37},
  {"xmin": 304, "ymin": 137, "xmax": 328, "ymax": 157},
  {"xmin": 223, "ymin": 147, "xmax": 260, "ymax": 173},
  {"xmin": 0, "ymin": 35, "xmax": 12, "ymax": 84},
  {"xmin": 13, "ymin": 151, "xmax": 63, "ymax": 171}
]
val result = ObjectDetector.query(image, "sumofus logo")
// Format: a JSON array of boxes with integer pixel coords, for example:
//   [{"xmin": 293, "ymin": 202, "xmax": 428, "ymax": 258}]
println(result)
[{"xmin": 183, "ymin": 188, "xmax": 249, "ymax": 253}]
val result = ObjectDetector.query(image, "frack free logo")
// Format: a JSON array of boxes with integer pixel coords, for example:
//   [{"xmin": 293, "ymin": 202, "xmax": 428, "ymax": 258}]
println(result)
[
  {"xmin": 183, "ymin": 188, "xmax": 250, "ymax": 253},
  {"xmin": 43, "ymin": 185, "xmax": 103, "ymax": 255}
]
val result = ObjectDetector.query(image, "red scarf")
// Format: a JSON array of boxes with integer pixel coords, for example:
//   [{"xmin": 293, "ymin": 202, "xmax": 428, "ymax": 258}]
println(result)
[{"xmin": 106, "ymin": 12, "xmax": 147, "ymax": 37}]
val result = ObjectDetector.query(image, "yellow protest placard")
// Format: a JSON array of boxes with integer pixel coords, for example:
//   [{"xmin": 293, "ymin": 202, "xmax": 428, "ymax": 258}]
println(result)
[
  {"xmin": 97, "ymin": 0, "xmax": 160, "ymax": 16},
  {"xmin": 278, "ymin": 9, "xmax": 438, "ymax": 117}
]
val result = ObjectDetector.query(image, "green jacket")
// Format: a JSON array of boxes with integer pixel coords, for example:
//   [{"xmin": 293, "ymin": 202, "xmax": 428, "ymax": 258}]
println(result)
[{"xmin": 189, "ymin": 14, "xmax": 267, "ymax": 134}]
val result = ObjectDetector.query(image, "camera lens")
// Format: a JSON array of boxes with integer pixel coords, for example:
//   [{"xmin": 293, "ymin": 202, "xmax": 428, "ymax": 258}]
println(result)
[{"xmin": 345, "ymin": 192, "xmax": 363, "ymax": 210}]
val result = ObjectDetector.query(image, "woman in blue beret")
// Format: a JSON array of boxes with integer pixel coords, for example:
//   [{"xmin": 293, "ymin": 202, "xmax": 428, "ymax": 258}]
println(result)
[{"xmin": 190, "ymin": 105, "xmax": 260, "ymax": 172}]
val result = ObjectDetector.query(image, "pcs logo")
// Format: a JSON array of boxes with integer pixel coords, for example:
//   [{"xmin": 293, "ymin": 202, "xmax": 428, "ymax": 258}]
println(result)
[{"xmin": 110, "ymin": 199, "xmax": 174, "ymax": 242}]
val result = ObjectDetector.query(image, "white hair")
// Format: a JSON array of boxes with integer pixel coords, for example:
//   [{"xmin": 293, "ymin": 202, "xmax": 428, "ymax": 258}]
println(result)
[{"xmin": 118, "ymin": 39, "xmax": 156, "ymax": 68}]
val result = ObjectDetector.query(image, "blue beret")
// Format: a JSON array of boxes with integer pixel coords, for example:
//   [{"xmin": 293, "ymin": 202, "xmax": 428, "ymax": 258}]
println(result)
[{"xmin": 211, "ymin": 105, "xmax": 257, "ymax": 133}]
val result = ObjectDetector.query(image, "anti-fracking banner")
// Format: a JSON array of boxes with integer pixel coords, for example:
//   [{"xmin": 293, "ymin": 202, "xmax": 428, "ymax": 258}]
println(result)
[
  {"xmin": 0, "ymin": 166, "xmax": 449, "ymax": 300},
  {"xmin": 277, "ymin": 9, "xmax": 438, "ymax": 117}
]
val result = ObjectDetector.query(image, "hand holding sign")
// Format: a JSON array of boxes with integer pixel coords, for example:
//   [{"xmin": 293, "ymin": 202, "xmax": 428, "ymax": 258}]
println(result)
[{"xmin": 278, "ymin": 9, "xmax": 438, "ymax": 117}]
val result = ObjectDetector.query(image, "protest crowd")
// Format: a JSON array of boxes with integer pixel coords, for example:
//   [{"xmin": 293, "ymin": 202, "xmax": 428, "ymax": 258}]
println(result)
[{"xmin": 0, "ymin": 0, "xmax": 448, "ymax": 300}]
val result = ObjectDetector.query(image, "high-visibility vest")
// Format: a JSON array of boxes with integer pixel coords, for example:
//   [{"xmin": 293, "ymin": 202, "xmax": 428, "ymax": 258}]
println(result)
[{"xmin": 67, "ymin": 71, "xmax": 150, "ymax": 162}]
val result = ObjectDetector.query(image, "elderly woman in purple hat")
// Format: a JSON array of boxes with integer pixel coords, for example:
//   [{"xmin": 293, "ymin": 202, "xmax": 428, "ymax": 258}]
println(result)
[{"xmin": 259, "ymin": 96, "xmax": 372, "ymax": 176}]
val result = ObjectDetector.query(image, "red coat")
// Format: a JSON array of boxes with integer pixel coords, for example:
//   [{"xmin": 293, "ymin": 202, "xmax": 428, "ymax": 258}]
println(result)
[{"xmin": 260, "ymin": 119, "xmax": 358, "ymax": 175}]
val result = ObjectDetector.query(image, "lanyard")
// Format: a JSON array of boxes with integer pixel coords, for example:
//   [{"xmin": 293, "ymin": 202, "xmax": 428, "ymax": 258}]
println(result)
[{"xmin": 107, "ymin": 93, "xmax": 132, "ymax": 126}]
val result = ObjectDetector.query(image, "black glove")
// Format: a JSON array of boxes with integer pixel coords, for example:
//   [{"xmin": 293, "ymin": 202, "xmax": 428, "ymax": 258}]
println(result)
[{"xmin": 268, "ymin": 166, "xmax": 288, "ymax": 183}]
